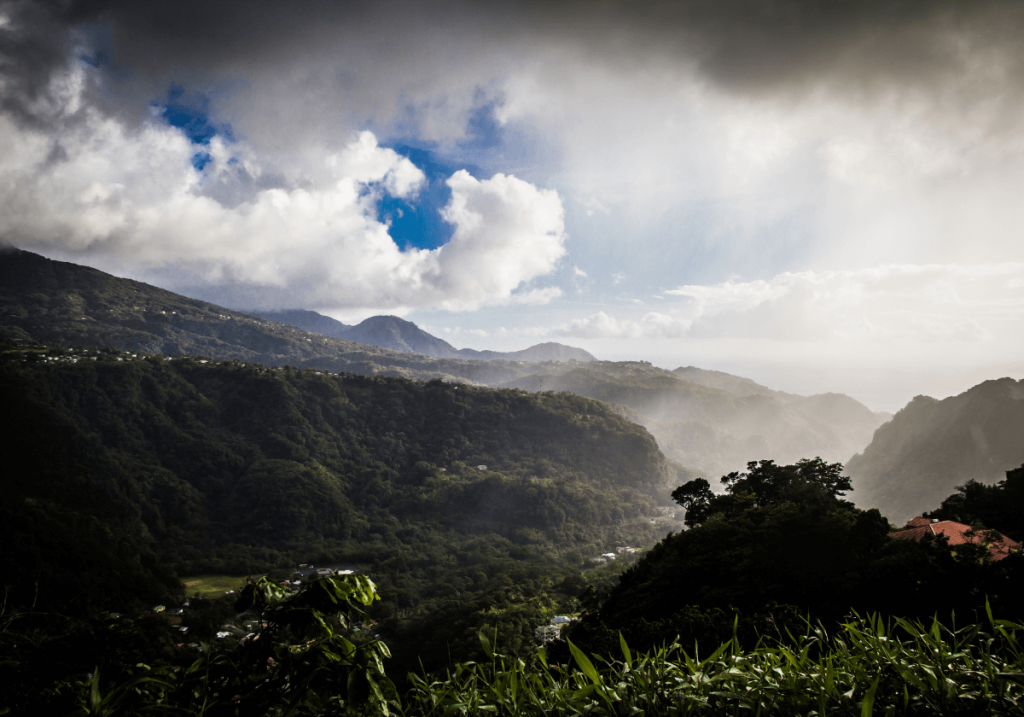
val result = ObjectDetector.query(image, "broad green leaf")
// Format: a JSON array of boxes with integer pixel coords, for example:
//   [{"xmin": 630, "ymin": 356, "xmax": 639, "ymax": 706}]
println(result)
[
  {"xmin": 861, "ymin": 675, "xmax": 880, "ymax": 717},
  {"xmin": 88, "ymin": 668, "xmax": 101, "ymax": 712},
  {"xmin": 567, "ymin": 639, "xmax": 603, "ymax": 686},
  {"xmin": 479, "ymin": 630, "xmax": 494, "ymax": 660}
]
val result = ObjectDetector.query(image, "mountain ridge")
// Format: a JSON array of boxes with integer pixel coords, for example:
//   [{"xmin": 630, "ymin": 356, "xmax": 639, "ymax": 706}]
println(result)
[
  {"xmin": 1, "ymin": 247, "xmax": 889, "ymax": 482},
  {"xmin": 847, "ymin": 377, "xmax": 1024, "ymax": 524},
  {"xmin": 253, "ymin": 309, "xmax": 597, "ymax": 363},
  {"xmin": 499, "ymin": 361, "xmax": 890, "ymax": 479},
  {"xmin": 0, "ymin": 247, "xmax": 540, "ymax": 385}
]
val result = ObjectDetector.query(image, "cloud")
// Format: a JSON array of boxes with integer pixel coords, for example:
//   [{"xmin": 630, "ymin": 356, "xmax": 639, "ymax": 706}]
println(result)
[
  {"xmin": 0, "ymin": 81, "xmax": 567, "ymax": 312},
  {"xmin": 6, "ymin": 0, "xmax": 1024, "ymax": 330},
  {"xmin": 510, "ymin": 287, "xmax": 563, "ymax": 305},
  {"xmin": 555, "ymin": 312, "xmax": 641, "ymax": 339},
  {"xmin": 436, "ymin": 170, "xmax": 566, "ymax": 309},
  {"xmin": 639, "ymin": 312, "xmax": 689, "ymax": 338},
  {"xmin": 533, "ymin": 263, "xmax": 1024, "ymax": 344},
  {"xmin": 550, "ymin": 311, "xmax": 688, "ymax": 340},
  {"xmin": 12, "ymin": 1, "xmax": 1024, "ymax": 159},
  {"xmin": 668, "ymin": 264, "xmax": 1024, "ymax": 342},
  {"xmin": 443, "ymin": 326, "xmax": 488, "ymax": 339}
]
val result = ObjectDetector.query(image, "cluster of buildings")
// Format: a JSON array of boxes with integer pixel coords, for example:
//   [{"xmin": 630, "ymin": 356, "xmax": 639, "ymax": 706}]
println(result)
[
  {"xmin": 535, "ymin": 615, "xmax": 577, "ymax": 645},
  {"xmin": 591, "ymin": 545, "xmax": 641, "ymax": 565},
  {"xmin": 891, "ymin": 517, "xmax": 1020, "ymax": 561},
  {"xmin": 291, "ymin": 564, "xmax": 357, "ymax": 583}
]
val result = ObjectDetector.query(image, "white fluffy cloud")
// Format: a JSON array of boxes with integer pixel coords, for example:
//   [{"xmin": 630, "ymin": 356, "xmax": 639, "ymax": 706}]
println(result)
[{"xmin": 0, "ymin": 73, "xmax": 566, "ymax": 312}]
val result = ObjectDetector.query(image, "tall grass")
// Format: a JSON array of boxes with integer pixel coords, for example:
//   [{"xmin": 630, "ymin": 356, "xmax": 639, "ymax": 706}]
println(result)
[
  {"xmin": 403, "ymin": 606, "xmax": 1024, "ymax": 716},
  {"xmin": 75, "ymin": 599, "xmax": 1024, "ymax": 715}
]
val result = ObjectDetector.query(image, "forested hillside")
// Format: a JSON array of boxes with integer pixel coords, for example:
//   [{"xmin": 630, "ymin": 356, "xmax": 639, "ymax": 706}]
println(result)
[
  {"xmin": 847, "ymin": 377, "xmax": 1024, "ymax": 524},
  {"xmin": 502, "ymin": 362, "xmax": 890, "ymax": 478},
  {"xmin": 1, "ymin": 248, "xmax": 890, "ymax": 484},
  {"xmin": 0, "ymin": 248, "xmax": 537, "ymax": 384},
  {"xmin": 0, "ymin": 339, "xmax": 684, "ymax": 668}
]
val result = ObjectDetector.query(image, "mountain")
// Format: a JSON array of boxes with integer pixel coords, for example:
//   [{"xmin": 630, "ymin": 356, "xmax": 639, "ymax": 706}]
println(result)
[
  {"xmin": 500, "ymin": 361, "xmax": 890, "ymax": 480},
  {"xmin": 460, "ymin": 341, "xmax": 596, "ymax": 363},
  {"xmin": 789, "ymin": 393, "xmax": 892, "ymax": 450},
  {"xmin": 255, "ymin": 308, "xmax": 596, "ymax": 363},
  {"xmin": 342, "ymin": 315, "xmax": 463, "ymax": 357},
  {"xmin": 253, "ymin": 309, "xmax": 351, "ymax": 338},
  {"xmin": 0, "ymin": 248, "xmax": 886, "ymax": 483},
  {"xmin": 671, "ymin": 366, "xmax": 802, "ymax": 404},
  {"xmin": 0, "ymin": 248, "xmax": 534, "ymax": 385},
  {"xmin": 846, "ymin": 378, "xmax": 1024, "ymax": 524}
]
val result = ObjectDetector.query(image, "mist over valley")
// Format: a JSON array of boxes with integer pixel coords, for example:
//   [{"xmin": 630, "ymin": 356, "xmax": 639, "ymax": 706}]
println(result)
[{"xmin": 4, "ymin": 0, "xmax": 1024, "ymax": 712}]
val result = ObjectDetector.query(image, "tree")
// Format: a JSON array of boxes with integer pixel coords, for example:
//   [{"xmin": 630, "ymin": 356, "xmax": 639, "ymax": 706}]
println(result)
[
  {"xmin": 669, "ymin": 477, "xmax": 714, "ymax": 526},
  {"xmin": 925, "ymin": 463, "xmax": 1024, "ymax": 541},
  {"xmin": 672, "ymin": 458, "xmax": 851, "ymax": 528}
]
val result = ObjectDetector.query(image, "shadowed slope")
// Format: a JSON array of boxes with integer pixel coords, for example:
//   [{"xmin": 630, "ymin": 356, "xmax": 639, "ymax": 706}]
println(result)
[{"xmin": 847, "ymin": 378, "xmax": 1024, "ymax": 524}]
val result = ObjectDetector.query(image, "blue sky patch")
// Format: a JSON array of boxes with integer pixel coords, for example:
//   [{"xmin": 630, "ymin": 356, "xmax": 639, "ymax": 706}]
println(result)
[
  {"xmin": 377, "ymin": 144, "xmax": 465, "ymax": 251},
  {"xmin": 161, "ymin": 85, "xmax": 232, "ymax": 147},
  {"xmin": 191, "ymin": 152, "xmax": 213, "ymax": 171},
  {"xmin": 78, "ymin": 51, "xmax": 107, "ymax": 68},
  {"xmin": 378, "ymin": 102, "xmax": 499, "ymax": 252},
  {"xmin": 461, "ymin": 101, "xmax": 503, "ymax": 151}
]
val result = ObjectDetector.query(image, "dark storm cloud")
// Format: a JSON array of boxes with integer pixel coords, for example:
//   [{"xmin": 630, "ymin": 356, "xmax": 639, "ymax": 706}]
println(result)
[
  {"xmin": 5, "ymin": 0, "xmax": 1024, "ymax": 150},
  {"xmin": 32, "ymin": 1, "xmax": 1024, "ymax": 96},
  {"xmin": 0, "ymin": 0, "xmax": 85, "ymax": 127}
]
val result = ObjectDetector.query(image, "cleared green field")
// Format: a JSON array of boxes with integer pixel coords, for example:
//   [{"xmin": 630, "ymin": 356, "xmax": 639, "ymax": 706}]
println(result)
[{"xmin": 180, "ymin": 575, "xmax": 251, "ymax": 599}]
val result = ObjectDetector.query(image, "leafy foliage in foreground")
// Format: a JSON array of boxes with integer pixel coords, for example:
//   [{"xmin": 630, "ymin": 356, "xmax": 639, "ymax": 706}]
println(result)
[
  {"xmin": 74, "ymin": 574, "xmax": 1024, "ymax": 716},
  {"xmin": 407, "ymin": 610, "xmax": 1024, "ymax": 716},
  {"xmin": 72, "ymin": 574, "xmax": 397, "ymax": 716}
]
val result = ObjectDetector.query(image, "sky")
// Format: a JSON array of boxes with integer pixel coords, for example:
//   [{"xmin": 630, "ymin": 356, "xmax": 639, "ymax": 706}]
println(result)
[{"xmin": 2, "ymin": 0, "xmax": 1023, "ymax": 412}]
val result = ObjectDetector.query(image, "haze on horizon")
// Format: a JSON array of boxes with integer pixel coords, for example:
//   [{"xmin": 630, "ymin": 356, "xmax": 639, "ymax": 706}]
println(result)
[{"xmin": 1, "ymin": 0, "xmax": 1022, "ymax": 413}]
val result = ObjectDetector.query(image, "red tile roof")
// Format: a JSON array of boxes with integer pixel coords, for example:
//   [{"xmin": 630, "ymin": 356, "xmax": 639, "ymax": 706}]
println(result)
[{"xmin": 891, "ymin": 518, "xmax": 1019, "ymax": 561}]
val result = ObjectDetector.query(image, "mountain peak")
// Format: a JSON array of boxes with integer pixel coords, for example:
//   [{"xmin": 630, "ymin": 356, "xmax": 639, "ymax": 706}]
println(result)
[{"xmin": 344, "ymin": 315, "xmax": 462, "ymax": 357}]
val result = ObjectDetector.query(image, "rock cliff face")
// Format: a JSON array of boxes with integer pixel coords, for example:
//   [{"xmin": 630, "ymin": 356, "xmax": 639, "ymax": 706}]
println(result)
[{"xmin": 847, "ymin": 378, "xmax": 1024, "ymax": 524}]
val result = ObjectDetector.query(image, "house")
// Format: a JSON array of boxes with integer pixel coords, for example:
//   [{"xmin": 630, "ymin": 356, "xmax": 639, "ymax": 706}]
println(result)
[{"xmin": 890, "ymin": 517, "xmax": 1019, "ymax": 561}]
